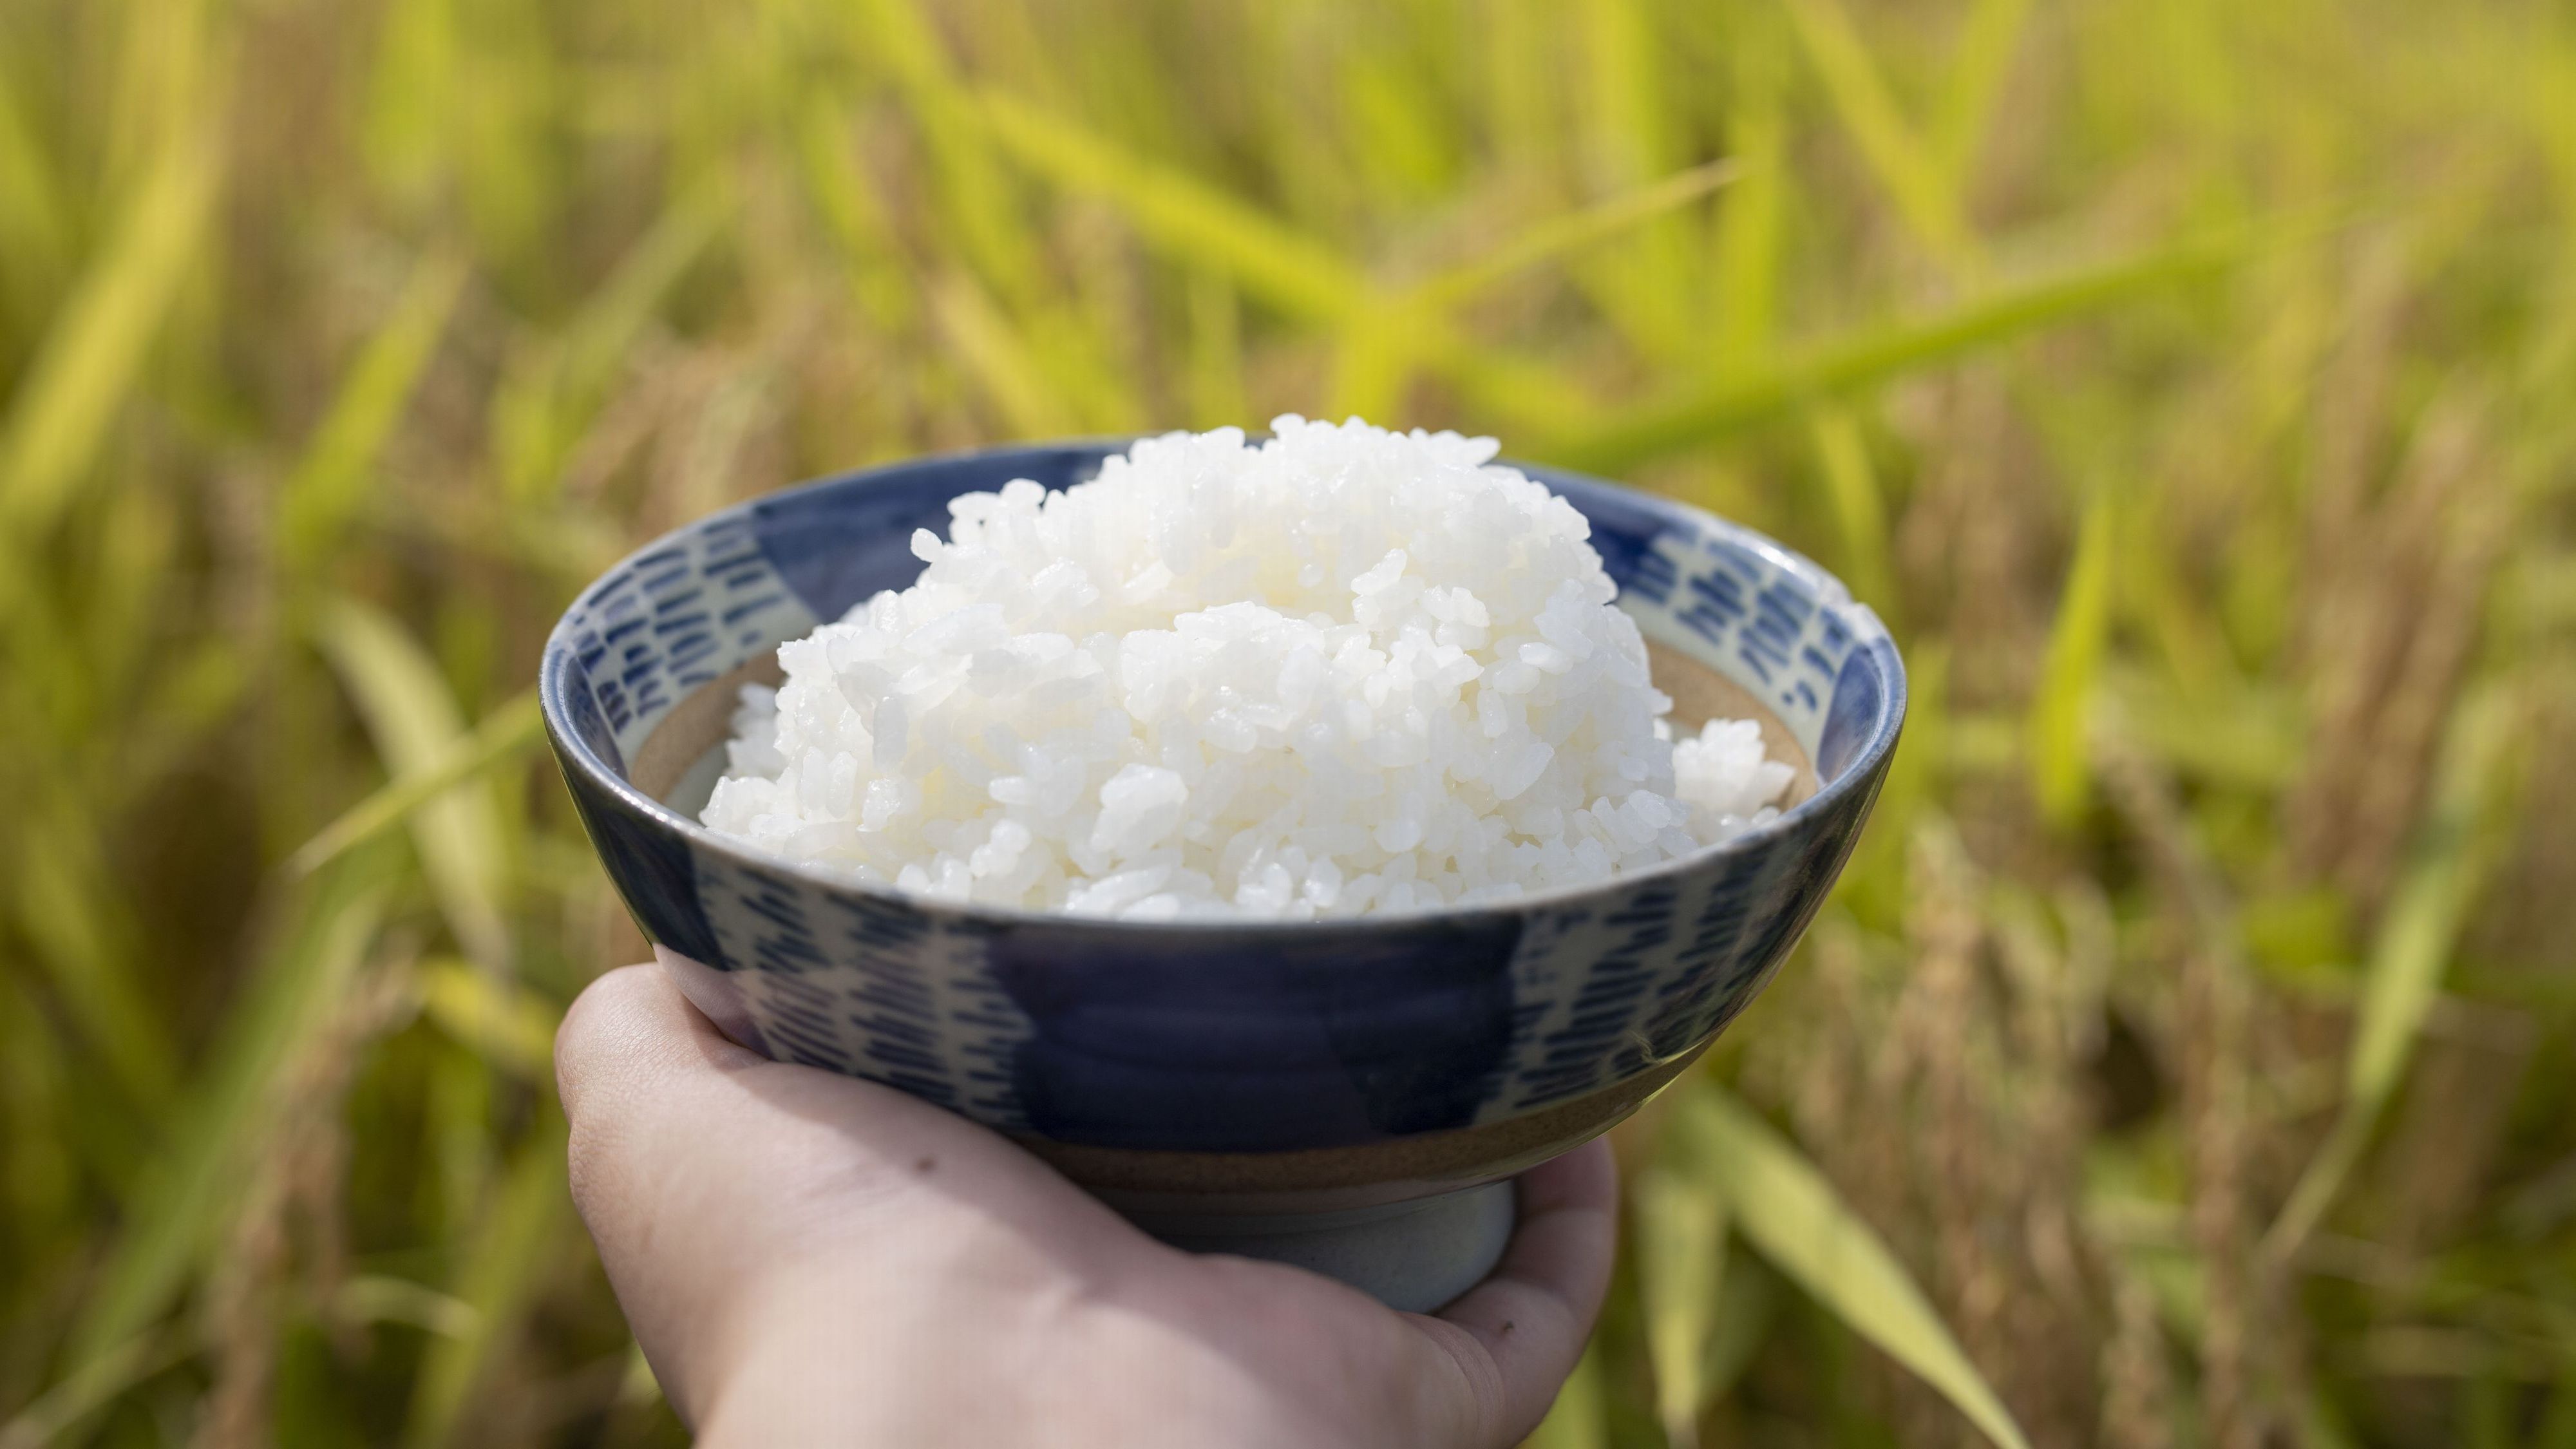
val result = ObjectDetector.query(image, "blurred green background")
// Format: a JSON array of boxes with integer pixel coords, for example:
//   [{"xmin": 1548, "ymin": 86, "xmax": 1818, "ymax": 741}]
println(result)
[{"xmin": 2, "ymin": 0, "xmax": 2571, "ymax": 1444}]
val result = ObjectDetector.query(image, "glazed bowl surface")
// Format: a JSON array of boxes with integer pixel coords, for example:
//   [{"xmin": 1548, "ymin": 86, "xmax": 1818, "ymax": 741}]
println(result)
[{"xmin": 540, "ymin": 441, "xmax": 1904, "ymax": 1215}]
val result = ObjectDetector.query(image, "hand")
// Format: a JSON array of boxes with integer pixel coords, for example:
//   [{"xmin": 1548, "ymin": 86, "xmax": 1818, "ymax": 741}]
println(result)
[{"xmin": 554, "ymin": 962, "xmax": 1616, "ymax": 1449}]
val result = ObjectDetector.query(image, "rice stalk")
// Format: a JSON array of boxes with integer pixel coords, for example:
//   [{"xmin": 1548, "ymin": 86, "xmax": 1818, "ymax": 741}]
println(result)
[
  {"xmin": 2284, "ymin": 383, "xmax": 2506, "ymax": 914},
  {"xmin": 63, "ymin": 861, "xmax": 387, "ymax": 1371},
  {"xmin": 2096, "ymin": 1273, "xmax": 2178, "ymax": 1449},
  {"xmin": 417, "ymin": 957, "xmax": 558, "ymax": 1081},
  {"xmin": 1781, "ymin": 0, "xmax": 1984, "ymax": 277},
  {"xmin": 277, "ymin": 247, "xmax": 473, "ymax": 574},
  {"xmin": 846, "ymin": 0, "xmax": 1043, "ymax": 305},
  {"xmin": 0, "ymin": 2, "xmax": 2568, "ymax": 1443},
  {"xmin": 12, "ymin": 820, "xmax": 176, "ymax": 1110},
  {"xmin": 2096, "ymin": 732, "xmax": 2271, "ymax": 1449},
  {"xmin": 1928, "ymin": 0, "xmax": 2036, "ymax": 189},
  {"xmin": 1570, "ymin": 0, "xmax": 1696, "ymax": 361},
  {"xmin": 976, "ymin": 87, "xmax": 1365, "ymax": 321},
  {"xmin": 0, "ymin": 66, "xmax": 71, "ymax": 335},
  {"xmin": 1632, "ymin": 1166, "xmax": 1728, "ymax": 1448},
  {"xmin": 189, "ymin": 954, "xmax": 419, "ymax": 1449},
  {"xmin": 316, "ymin": 598, "xmax": 515, "ymax": 975},
  {"xmin": 0, "ymin": 124, "xmax": 220, "ymax": 547},
  {"xmin": 1182, "ymin": 268, "xmax": 1248, "ymax": 429},
  {"xmin": 1807, "ymin": 404, "xmax": 1899, "ymax": 617},
  {"xmin": 788, "ymin": 94, "xmax": 914, "ymax": 334},
  {"xmin": 2028, "ymin": 489, "xmax": 2114, "ymax": 828},
  {"xmin": 289, "ymin": 690, "xmax": 544, "ymax": 877},
  {"xmin": 1672, "ymin": 1082, "xmax": 2035, "ymax": 1449},
  {"xmin": 1403, "ymin": 160, "xmax": 1740, "ymax": 312},
  {"xmin": 2264, "ymin": 679, "xmax": 2526, "ymax": 1263},
  {"xmin": 492, "ymin": 184, "xmax": 732, "ymax": 505},
  {"xmin": 929, "ymin": 269, "xmax": 1081, "ymax": 436},
  {"xmin": 1707, "ymin": 70, "xmax": 1786, "ymax": 379},
  {"xmin": 0, "ymin": 1333, "xmax": 192, "ymax": 1449},
  {"xmin": 399, "ymin": 1117, "xmax": 573, "ymax": 1449},
  {"xmin": 1544, "ymin": 234, "xmax": 2242, "ymax": 471}
]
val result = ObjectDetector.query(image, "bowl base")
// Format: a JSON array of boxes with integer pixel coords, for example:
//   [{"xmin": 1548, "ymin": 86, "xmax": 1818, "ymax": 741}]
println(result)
[{"xmin": 1124, "ymin": 1179, "xmax": 1515, "ymax": 1314}]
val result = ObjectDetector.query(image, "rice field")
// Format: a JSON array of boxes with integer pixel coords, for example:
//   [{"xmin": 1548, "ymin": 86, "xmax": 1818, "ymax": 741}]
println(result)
[{"xmin": 1, "ymin": 0, "xmax": 2571, "ymax": 1444}]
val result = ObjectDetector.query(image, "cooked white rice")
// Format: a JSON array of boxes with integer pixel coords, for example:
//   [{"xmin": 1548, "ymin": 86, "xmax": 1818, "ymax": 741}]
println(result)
[{"xmin": 701, "ymin": 417, "xmax": 1793, "ymax": 920}]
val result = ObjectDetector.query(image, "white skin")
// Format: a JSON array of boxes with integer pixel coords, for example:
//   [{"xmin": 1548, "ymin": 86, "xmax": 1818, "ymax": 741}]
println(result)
[{"xmin": 556, "ymin": 964, "xmax": 1618, "ymax": 1449}]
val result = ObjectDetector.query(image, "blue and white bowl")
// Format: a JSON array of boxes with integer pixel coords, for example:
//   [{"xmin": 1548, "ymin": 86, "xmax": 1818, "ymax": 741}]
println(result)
[{"xmin": 541, "ymin": 441, "xmax": 1904, "ymax": 1309}]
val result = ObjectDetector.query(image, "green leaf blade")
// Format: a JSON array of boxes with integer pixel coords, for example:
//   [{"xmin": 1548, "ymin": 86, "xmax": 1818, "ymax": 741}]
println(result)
[
  {"xmin": 1679, "ymin": 1084, "xmax": 2034, "ymax": 1449},
  {"xmin": 1544, "ymin": 236, "xmax": 2242, "ymax": 472}
]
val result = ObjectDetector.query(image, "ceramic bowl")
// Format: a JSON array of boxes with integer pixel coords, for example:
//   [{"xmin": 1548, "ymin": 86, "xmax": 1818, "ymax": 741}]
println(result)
[{"xmin": 540, "ymin": 440, "xmax": 1904, "ymax": 1310}]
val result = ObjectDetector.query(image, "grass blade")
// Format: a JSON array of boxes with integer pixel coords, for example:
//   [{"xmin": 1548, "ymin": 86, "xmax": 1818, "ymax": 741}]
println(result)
[
  {"xmin": 1700, "ymin": 1252, "xmax": 1777, "ymax": 1410},
  {"xmin": 1183, "ymin": 269, "xmax": 1248, "ymax": 429},
  {"xmin": 0, "ymin": 66, "xmax": 72, "ymax": 323},
  {"xmin": 1571, "ymin": 0, "xmax": 1696, "ymax": 360},
  {"xmin": 2263, "ymin": 680, "xmax": 2525, "ymax": 1261},
  {"xmin": 493, "ymin": 184, "xmax": 729, "ymax": 503},
  {"xmin": 1808, "ymin": 406, "xmax": 1897, "ymax": 616},
  {"xmin": 15, "ymin": 836, "xmax": 175, "ymax": 1107},
  {"xmin": 289, "ymin": 690, "xmax": 542, "ymax": 877},
  {"xmin": 1402, "ymin": 160, "xmax": 1741, "ymax": 312},
  {"xmin": 316, "ymin": 598, "xmax": 513, "ymax": 974},
  {"xmin": 974, "ymin": 85, "xmax": 1608, "ymax": 432},
  {"xmin": 1634, "ymin": 1166, "xmax": 1728, "ymax": 1447},
  {"xmin": 931, "ymin": 271, "xmax": 1081, "ymax": 437},
  {"xmin": 66, "ymin": 865, "xmax": 386, "ymax": 1364},
  {"xmin": 2029, "ymin": 490, "xmax": 2115, "ymax": 828},
  {"xmin": 848, "ymin": 0, "xmax": 1041, "ymax": 303},
  {"xmin": 1929, "ymin": 0, "xmax": 2036, "ymax": 188},
  {"xmin": 2106, "ymin": 668, "xmax": 2302, "ymax": 790},
  {"xmin": 334, "ymin": 1276, "xmax": 480, "ymax": 1340},
  {"xmin": 278, "ymin": 247, "xmax": 471, "ymax": 570},
  {"xmin": 0, "ymin": 1331, "xmax": 191, "ymax": 1449},
  {"xmin": 1709, "ymin": 84, "xmax": 1786, "ymax": 378},
  {"xmin": 1678, "ymin": 1084, "xmax": 2034, "ymax": 1449},
  {"xmin": 1544, "ymin": 235, "xmax": 2240, "ymax": 471},
  {"xmin": 1782, "ymin": 0, "xmax": 1980, "ymax": 274},
  {"xmin": 975, "ymin": 89, "xmax": 1366, "ymax": 321},
  {"xmin": 418, "ymin": 956, "xmax": 559, "ymax": 1081},
  {"xmin": 791, "ymin": 95, "xmax": 911, "ymax": 331},
  {"xmin": 401, "ymin": 1118, "xmax": 572, "ymax": 1449},
  {"xmin": 0, "ymin": 128, "xmax": 220, "ymax": 540}
]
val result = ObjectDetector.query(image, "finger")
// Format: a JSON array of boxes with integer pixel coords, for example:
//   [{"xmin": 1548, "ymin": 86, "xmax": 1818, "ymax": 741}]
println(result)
[
  {"xmin": 1427, "ymin": 1139, "xmax": 1620, "ymax": 1440},
  {"xmin": 554, "ymin": 962, "xmax": 1133, "ymax": 1417}
]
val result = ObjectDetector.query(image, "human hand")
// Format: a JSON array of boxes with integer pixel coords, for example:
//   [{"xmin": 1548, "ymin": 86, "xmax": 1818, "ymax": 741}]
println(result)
[{"xmin": 555, "ymin": 961, "xmax": 1616, "ymax": 1449}]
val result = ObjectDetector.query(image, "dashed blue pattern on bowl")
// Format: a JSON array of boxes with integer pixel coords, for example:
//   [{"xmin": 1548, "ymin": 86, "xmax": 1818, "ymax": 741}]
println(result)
[{"xmin": 542, "ymin": 442, "xmax": 1902, "ymax": 1157}]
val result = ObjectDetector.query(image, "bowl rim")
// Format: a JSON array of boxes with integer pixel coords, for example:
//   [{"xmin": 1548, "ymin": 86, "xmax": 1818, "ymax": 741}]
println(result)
[{"xmin": 540, "ymin": 437, "xmax": 1908, "ymax": 935}]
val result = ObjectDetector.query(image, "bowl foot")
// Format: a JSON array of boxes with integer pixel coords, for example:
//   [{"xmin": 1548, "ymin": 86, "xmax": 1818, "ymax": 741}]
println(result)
[{"xmin": 1124, "ymin": 1180, "xmax": 1516, "ymax": 1314}]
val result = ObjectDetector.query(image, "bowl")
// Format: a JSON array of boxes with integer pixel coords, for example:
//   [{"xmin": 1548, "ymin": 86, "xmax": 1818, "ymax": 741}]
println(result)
[{"xmin": 540, "ymin": 440, "xmax": 1904, "ymax": 1311}]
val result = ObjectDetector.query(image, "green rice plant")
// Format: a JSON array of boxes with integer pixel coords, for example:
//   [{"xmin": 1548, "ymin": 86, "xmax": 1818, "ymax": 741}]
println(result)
[
  {"xmin": 1672, "ymin": 1083, "xmax": 2033, "ymax": 1449},
  {"xmin": 0, "ymin": 131, "xmax": 219, "ymax": 549},
  {"xmin": 278, "ymin": 250, "xmax": 473, "ymax": 576},
  {"xmin": 1, "ymin": 0, "xmax": 2571, "ymax": 1443},
  {"xmin": 2266, "ymin": 679, "xmax": 2529, "ymax": 1262},
  {"xmin": 291, "ymin": 694, "xmax": 544, "ymax": 879},
  {"xmin": 1545, "ymin": 233, "xmax": 2244, "ymax": 471},
  {"xmin": 2029, "ymin": 490, "xmax": 2115, "ymax": 829},
  {"xmin": 1633, "ymin": 1163, "xmax": 1730, "ymax": 1446},
  {"xmin": 401, "ymin": 1121, "xmax": 572, "ymax": 1449},
  {"xmin": 66, "ymin": 862, "xmax": 389, "ymax": 1368},
  {"xmin": 317, "ymin": 600, "xmax": 515, "ymax": 976},
  {"xmin": 1783, "ymin": 0, "xmax": 1982, "ymax": 276}
]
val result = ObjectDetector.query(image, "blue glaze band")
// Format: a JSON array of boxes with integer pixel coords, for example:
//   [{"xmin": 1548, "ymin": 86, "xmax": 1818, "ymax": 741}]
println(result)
[{"xmin": 541, "ymin": 441, "xmax": 1904, "ymax": 1153}]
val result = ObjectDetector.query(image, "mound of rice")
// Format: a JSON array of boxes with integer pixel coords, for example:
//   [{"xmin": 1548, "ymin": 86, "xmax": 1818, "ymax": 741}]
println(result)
[{"xmin": 701, "ymin": 417, "xmax": 1794, "ymax": 920}]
